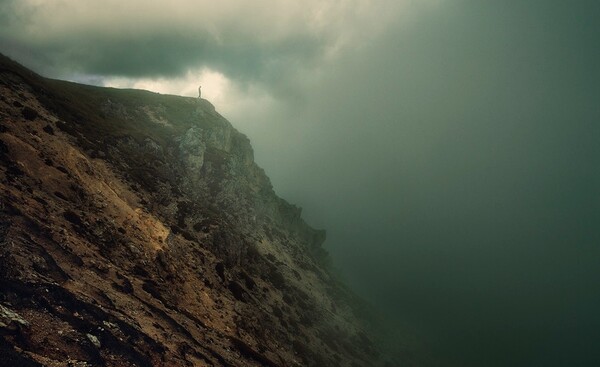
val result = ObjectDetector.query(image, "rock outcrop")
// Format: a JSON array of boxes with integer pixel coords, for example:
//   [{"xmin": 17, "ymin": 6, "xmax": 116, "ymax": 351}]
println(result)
[{"xmin": 0, "ymin": 54, "xmax": 382, "ymax": 366}]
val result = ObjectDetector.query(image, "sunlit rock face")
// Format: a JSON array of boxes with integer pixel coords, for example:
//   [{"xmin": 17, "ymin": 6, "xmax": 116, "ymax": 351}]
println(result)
[{"xmin": 0, "ymin": 54, "xmax": 384, "ymax": 367}]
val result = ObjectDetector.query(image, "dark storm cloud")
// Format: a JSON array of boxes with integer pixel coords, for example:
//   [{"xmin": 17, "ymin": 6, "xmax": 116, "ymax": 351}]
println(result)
[
  {"xmin": 21, "ymin": 31, "xmax": 321, "ymax": 81},
  {"xmin": 0, "ymin": 0, "xmax": 360, "ymax": 85},
  {"xmin": 0, "ymin": 24, "xmax": 320, "ymax": 85}
]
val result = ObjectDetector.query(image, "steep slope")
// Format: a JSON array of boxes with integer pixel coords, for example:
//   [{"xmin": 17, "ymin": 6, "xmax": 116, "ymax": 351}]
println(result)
[{"xmin": 0, "ymin": 54, "xmax": 383, "ymax": 367}]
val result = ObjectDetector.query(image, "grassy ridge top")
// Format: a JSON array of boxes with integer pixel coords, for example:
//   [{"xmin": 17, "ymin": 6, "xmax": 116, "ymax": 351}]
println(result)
[{"xmin": 0, "ymin": 53, "xmax": 219, "ymax": 149}]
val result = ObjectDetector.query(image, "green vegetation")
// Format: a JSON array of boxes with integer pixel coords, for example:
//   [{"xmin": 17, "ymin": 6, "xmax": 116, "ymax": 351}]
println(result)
[{"xmin": 0, "ymin": 53, "xmax": 217, "ymax": 151}]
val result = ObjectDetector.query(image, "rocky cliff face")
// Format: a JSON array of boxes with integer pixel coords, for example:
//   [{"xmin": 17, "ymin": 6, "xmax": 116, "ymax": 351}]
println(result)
[{"xmin": 0, "ymin": 54, "xmax": 382, "ymax": 367}]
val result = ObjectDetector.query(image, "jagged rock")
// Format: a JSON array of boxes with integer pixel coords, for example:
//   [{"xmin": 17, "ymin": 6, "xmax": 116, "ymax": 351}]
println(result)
[
  {"xmin": 86, "ymin": 333, "xmax": 101, "ymax": 348},
  {"xmin": 0, "ymin": 304, "xmax": 29, "ymax": 331}
]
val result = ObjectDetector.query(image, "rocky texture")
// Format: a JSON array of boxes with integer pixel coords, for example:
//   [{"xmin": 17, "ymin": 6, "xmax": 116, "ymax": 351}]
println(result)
[{"xmin": 0, "ymin": 54, "xmax": 383, "ymax": 366}]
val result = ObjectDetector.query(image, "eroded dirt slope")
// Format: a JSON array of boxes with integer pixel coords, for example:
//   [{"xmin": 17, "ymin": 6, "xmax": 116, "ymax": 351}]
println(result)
[{"xmin": 0, "ymin": 55, "xmax": 382, "ymax": 367}]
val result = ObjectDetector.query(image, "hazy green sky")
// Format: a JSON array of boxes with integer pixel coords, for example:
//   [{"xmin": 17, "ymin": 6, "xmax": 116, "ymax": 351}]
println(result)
[{"xmin": 2, "ymin": 1, "xmax": 599, "ymax": 366}]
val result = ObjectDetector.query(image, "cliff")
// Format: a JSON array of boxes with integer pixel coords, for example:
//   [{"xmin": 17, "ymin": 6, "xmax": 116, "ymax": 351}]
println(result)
[{"xmin": 0, "ymin": 54, "xmax": 382, "ymax": 367}]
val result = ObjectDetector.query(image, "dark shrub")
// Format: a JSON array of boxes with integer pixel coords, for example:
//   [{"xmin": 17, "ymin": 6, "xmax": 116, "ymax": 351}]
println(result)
[
  {"xmin": 42, "ymin": 125, "xmax": 54, "ymax": 134},
  {"xmin": 21, "ymin": 106, "xmax": 38, "ymax": 120},
  {"xmin": 63, "ymin": 210, "xmax": 83, "ymax": 226}
]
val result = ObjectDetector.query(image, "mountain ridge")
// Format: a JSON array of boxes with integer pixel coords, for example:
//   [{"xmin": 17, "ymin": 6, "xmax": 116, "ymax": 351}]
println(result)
[{"xmin": 0, "ymin": 54, "xmax": 386, "ymax": 367}]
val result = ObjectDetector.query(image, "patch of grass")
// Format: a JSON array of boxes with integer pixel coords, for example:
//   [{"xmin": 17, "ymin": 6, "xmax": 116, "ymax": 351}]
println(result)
[{"xmin": 0, "ymin": 53, "xmax": 219, "ymax": 152}]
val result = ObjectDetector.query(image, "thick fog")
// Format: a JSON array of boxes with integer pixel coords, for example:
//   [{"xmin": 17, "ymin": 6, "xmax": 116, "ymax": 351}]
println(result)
[
  {"xmin": 2, "ymin": 1, "xmax": 599, "ymax": 365},
  {"xmin": 233, "ymin": 4, "xmax": 600, "ymax": 365},
  {"xmin": 232, "ymin": 2, "xmax": 600, "ymax": 366}
]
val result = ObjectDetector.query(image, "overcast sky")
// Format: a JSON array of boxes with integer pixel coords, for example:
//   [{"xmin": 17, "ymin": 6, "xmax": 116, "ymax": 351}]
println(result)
[{"xmin": 2, "ymin": 1, "xmax": 599, "ymax": 366}]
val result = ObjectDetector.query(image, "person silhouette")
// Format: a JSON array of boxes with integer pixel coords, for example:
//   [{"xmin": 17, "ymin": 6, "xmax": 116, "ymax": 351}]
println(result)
[{"xmin": 198, "ymin": 85, "xmax": 202, "ymax": 99}]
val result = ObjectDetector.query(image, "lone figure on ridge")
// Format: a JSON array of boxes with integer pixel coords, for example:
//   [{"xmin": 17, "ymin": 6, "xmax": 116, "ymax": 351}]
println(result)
[{"xmin": 198, "ymin": 85, "xmax": 202, "ymax": 99}]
